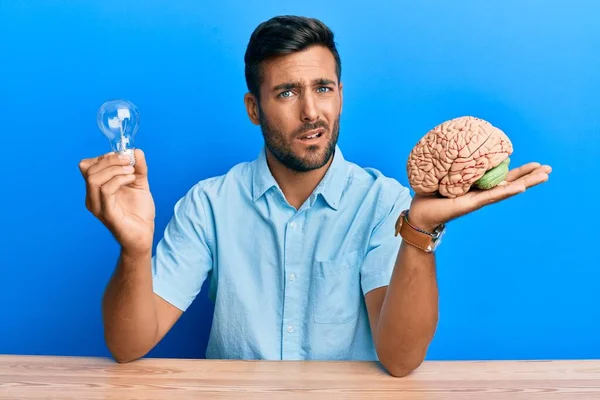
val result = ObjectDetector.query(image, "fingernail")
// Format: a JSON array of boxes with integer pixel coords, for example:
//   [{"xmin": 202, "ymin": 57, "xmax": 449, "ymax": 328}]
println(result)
[{"xmin": 119, "ymin": 154, "xmax": 131, "ymax": 161}]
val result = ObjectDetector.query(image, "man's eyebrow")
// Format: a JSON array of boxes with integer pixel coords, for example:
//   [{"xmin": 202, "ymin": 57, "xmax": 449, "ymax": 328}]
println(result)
[
  {"xmin": 272, "ymin": 81, "xmax": 301, "ymax": 92},
  {"xmin": 272, "ymin": 78, "xmax": 337, "ymax": 92},
  {"xmin": 313, "ymin": 78, "xmax": 336, "ymax": 86}
]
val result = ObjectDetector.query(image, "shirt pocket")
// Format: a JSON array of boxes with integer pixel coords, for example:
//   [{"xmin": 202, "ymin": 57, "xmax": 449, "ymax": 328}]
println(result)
[{"xmin": 312, "ymin": 249, "xmax": 363, "ymax": 324}]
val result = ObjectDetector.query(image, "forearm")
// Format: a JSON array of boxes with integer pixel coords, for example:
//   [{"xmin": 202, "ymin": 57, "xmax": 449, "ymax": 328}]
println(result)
[
  {"xmin": 375, "ymin": 241, "xmax": 439, "ymax": 376},
  {"xmin": 102, "ymin": 248, "xmax": 158, "ymax": 363}
]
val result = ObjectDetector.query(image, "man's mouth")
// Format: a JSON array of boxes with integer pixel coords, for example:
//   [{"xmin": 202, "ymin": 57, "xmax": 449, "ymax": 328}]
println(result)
[{"xmin": 299, "ymin": 129, "xmax": 325, "ymax": 140}]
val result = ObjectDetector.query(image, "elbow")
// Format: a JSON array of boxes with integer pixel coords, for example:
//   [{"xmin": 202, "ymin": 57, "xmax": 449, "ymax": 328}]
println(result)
[
  {"xmin": 106, "ymin": 344, "xmax": 139, "ymax": 364},
  {"xmin": 374, "ymin": 326, "xmax": 437, "ymax": 378},
  {"xmin": 377, "ymin": 346, "xmax": 427, "ymax": 378},
  {"xmin": 102, "ymin": 320, "xmax": 155, "ymax": 364},
  {"xmin": 382, "ymin": 357, "xmax": 424, "ymax": 378},
  {"xmin": 110, "ymin": 350, "xmax": 140, "ymax": 364},
  {"xmin": 105, "ymin": 337, "xmax": 149, "ymax": 364},
  {"xmin": 104, "ymin": 334, "xmax": 146, "ymax": 364}
]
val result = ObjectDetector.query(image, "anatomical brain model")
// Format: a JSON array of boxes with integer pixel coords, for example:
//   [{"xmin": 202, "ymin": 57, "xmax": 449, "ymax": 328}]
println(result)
[{"xmin": 406, "ymin": 116, "xmax": 513, "ymax": 198}]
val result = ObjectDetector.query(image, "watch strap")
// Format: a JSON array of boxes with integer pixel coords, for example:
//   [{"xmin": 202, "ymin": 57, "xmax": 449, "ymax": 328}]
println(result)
[{"xmin": 394, "ymin": 210, "xmax": 443, "ymax": 252}]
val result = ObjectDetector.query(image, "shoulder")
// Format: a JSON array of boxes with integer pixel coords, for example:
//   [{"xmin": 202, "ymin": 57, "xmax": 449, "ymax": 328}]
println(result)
[
  {"xmin": 345, "ymin": 159, "xmax": 411, "ymax": 200},
  {"xmin": 178, "ymin": 160, "xmax": 253, "ymax": 204},
  {"xmin": 344, "ymin": 159, "xmax": 412, "ymax": 219}
]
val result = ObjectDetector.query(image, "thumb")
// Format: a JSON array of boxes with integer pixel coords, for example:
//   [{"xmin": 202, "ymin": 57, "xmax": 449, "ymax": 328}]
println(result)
[
  {"xmin": 132, "ymin": 148, "xmax": 148, "ymax": 176},
  {"xmin": 131, "ymin": 148, "xmax": 150, "ymax": 190}
]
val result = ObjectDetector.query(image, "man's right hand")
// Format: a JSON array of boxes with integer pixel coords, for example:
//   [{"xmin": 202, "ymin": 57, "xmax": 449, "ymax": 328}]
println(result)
[{"xmin": 79, "ymin": 149, "xmax": 156, "ymax": 256}]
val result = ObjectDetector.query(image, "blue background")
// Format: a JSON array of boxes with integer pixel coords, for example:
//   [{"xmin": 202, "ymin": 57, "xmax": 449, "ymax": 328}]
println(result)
[{"xmin": 1, "ymin": 0, "xmax": 598, "ymax": 361}]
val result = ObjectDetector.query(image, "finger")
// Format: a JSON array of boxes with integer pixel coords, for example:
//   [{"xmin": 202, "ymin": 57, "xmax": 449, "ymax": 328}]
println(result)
[
  {"xmin": 87, "ymin": 165, "xmax": 135, "ymax": 215},
  {"xmin": 132, "ymin": 149, "xmax": 148, "ymax": 176},
  {"xmin": 87, "ymin": 153, "xmax": 133, "ymax": 177},
  {"xmin": 78, "ymin": 152, "xmax": 115, "ymax": 177},
  {"xmin": 512, "ymin": 166, "xmax": 551, "ymax": 189},
  {"xmin": 505, "ymin": 162, "xmax": 541, "ymax": 182},
  {"xmin": 471, "ymin": 166, "xmax": 550, "ymax": 208},
  {"xmin": 100, "ymin": 174, "xmax": 137, "ymax": 218},
  {"xmin": 471, "ymin": 182, "xmax": 527, "ymax": 209}
]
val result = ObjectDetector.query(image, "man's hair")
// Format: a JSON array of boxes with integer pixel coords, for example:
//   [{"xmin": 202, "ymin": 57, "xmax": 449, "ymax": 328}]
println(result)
[{"xmin": 244, "ymin": 15, "xmax": 342, "ymax": 101}]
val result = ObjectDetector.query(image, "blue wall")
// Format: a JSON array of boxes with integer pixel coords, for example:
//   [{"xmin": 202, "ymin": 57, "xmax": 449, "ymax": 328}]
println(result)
[{"xmin": 1, "ymin": 0, "xmax": 598, "ymax": 361}]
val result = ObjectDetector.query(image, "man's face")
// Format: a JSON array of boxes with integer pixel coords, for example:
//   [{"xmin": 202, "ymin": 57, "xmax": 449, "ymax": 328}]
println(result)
[{"xmin": 251, "ymin": 45, "xmax": 343, "ymax": 172}]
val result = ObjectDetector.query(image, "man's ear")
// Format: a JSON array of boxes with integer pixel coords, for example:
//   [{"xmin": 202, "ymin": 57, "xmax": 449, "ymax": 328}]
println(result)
[
  {"xmin": 339, "ymin": 82, "xmax": 344, "ymax": 115},
  {"xmin": 244, "ymin": 93, "xmax": 260, "ymax": 125}
]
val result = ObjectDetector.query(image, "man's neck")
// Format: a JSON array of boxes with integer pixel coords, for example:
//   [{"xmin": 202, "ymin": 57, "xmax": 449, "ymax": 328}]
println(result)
[{"xmin": 265, "ymin": 149, "xmax": 333, "ymax": 210}]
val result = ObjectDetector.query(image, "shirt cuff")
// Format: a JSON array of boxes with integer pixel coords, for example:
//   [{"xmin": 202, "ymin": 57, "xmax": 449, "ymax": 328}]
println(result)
[
  {"xmin": 152, "ymin": 276, "xmax": 190, "ymax": 312},
  {"xmin": 361, "ymin": 269, "xmax": 394, "ymax": 295}
]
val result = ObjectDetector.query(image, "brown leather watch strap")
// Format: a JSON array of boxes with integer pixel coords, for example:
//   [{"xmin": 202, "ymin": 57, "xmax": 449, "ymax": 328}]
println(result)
[{"xmin": 394, "ymin": 210, "xmax": 442, "ymax": 252}]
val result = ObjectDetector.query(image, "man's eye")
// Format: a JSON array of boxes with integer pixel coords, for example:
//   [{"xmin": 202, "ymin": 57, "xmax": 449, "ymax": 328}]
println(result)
[
  {"xmin": 279, "ymin": 90, "xmax": 293, "ymax": 98},
  {"xmin": 317, "ymin": 87, "xmax": 331, "ymax": 93}
]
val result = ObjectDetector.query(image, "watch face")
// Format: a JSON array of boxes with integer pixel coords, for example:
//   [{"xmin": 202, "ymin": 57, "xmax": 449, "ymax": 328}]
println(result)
[{"xmin": 432, "ymin": 228, "xmax": 445, "ymax": 250}]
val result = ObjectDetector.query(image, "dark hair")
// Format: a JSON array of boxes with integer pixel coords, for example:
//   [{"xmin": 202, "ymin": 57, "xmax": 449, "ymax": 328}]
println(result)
[{"xmin": 244, "ymin": 15, "xmax": 342, "ymax": 100}]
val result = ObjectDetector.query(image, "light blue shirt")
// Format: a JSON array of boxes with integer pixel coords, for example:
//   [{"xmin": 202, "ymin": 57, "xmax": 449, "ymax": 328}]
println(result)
[{"xmin": 151, "ymin": 145, "xmax": 412, "ymax": 360}]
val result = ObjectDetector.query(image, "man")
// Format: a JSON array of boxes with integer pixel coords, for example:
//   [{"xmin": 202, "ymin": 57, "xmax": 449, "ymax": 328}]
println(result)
[{"xmin": 78, "ymin": 15, "xmax": 551, "ymax": 377}]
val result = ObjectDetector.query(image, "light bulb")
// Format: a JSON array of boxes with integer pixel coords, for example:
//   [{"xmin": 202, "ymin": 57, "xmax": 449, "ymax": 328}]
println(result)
[{"xmin": 97, "ymin": 99, "xmax": 140, "ymax": 165}]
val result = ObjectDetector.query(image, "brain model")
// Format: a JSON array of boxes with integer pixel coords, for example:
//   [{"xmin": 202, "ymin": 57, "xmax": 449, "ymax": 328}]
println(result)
[{"xmin": 407, "ymin": 116, "xmax": 513, "ymax": 198}]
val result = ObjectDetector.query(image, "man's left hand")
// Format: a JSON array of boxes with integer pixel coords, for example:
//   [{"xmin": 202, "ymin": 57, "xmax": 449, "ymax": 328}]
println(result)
[{"xmin": 407, "ymin": 161, "xmax": 552, "ymax": 232}]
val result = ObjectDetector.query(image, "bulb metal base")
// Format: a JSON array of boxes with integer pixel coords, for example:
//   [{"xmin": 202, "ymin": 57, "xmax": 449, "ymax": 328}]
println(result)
[{"xmin": 119, "ymin": 149, "xmax": 135, "ymax": 166}]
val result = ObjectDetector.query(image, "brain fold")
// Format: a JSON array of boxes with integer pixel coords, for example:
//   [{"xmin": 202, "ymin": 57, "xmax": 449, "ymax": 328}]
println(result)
[{"xmin": 406, "ymin": 116, "xmax": 513, "ymax": 198}]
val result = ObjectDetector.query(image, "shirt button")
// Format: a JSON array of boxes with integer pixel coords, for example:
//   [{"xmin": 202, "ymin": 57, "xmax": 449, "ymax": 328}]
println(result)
[
  {"xmin": 289, "ymin": 221, "xmax": 297, "ymax": 230},
  {"xmin": 287, "ymin": 325, "xmax": 294, "ymax": 333},
  {"xmin": 289, "ymin": 273, "xmax": 296, "ymax": 281}
]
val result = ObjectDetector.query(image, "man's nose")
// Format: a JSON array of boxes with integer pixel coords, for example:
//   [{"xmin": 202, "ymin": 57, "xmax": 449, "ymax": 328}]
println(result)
[{"xmin": 300, "ymin": 94, "xmax": 319, "ymax": 122}]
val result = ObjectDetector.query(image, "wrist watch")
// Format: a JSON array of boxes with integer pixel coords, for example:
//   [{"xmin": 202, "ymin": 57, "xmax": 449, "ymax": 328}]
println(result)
[{"xmin": 394, "ymin": 209, "xmax": 446, "ymax": 253}]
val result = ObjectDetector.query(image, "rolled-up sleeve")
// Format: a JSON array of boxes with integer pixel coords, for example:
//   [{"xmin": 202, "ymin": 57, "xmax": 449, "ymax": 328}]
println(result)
[
  {"xmin": 152, "ymin": 183, "xmax": 214, "ymax": 311},
  {"xmin": 360, "ymin": 181, "xmax": 412, "ymax": 295}
]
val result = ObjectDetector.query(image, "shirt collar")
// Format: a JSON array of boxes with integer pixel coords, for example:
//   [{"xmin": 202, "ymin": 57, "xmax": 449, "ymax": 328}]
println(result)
[
  {"xmin": 252, "ymin": 145, "xmax": 348, "ymax": 211},
  {"xmin": 252, "ymin": 147, "xmax": 279, "ymax": 201}
]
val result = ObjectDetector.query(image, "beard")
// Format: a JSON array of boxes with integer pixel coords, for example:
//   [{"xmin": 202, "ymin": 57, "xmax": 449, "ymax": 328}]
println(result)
[{"xmin": 258, "ymin": 109, "xmax": 340, "ymax": 173}]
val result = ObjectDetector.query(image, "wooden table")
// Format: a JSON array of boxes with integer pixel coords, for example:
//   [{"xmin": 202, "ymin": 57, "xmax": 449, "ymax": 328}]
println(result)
[{"xmin": 1, "ymin": 355, "xmax": 599, "ymax": 399}]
